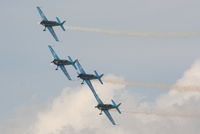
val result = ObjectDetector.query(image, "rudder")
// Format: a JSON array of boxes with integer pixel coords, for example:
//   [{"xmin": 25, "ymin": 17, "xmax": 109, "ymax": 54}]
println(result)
[
  {"xmin": 56, "ymin": 17, "xmax": 66, "ymax": 31},
  {"xmin": 111, "ymin": 99, "xmax": 121, "ymax": 114},
  {"xmin": 94, "ymin": 70, "xmax": 104, "ymax": 84},
  {"xmin": 68, "ymin": 56, "xmax": 78, "ymax": 70}
]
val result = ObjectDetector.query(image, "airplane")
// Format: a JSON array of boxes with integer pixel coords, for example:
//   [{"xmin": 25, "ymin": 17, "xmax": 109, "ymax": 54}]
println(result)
[
  {"xmin": 48, "ymin": 45, "xmax": 77, "ymax": 80},
  {"xmin": 95, "ymin": 99, "xmax": 122, "ymax": 125},
  {"xmin": 95, "ymin": 100, "xmax": 122, "ymax": 115},
  {"xmin": 76, "ymin": 61, "xmax": 104, "ymax": 85},
  {"xmin": 37, "ymin": 6, "xmax": 66, "ymax": 41},
  {"xmin": 76, "ymin": 61, "xmax": 121, "ymax": 125}
]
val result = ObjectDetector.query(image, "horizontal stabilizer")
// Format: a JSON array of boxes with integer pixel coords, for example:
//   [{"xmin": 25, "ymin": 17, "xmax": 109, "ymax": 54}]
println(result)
[
  {"xmin": 56, "ymin": 17, "xmax": 66, "ymax": 31},
  {"xmin": 111, "ymin": 99, "xmax": 121, "ymax": 114},
  {"xmin": 68, "ymin": 56, "xmax": 78, "ymax": 70},
  {"xmin": 94, "ymin": 70, "xmax": 104, "ymax": 84}
]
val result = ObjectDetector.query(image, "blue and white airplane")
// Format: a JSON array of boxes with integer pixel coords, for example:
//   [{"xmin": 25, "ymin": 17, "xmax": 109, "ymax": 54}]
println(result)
[
  {"xmin": 76, "ymin": 61, "xmax": 103, "ymax": 85},
  {"xmin": 76, "ymin": 61, "xmax": 121, "ymax": 125},
  {"xmin": 95, "ymin": 99, "xmax": 121, "ymax": 125},
  {"xmin": 48, "ymin": 45, "xmax": 77, "ymax": 80},
  {"xmin": 37, "ymin": 7, "xmax": 65, "ymax": 41}
]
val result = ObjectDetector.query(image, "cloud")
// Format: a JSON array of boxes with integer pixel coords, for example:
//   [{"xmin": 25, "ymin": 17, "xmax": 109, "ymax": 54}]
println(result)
[
  {"xmin": 2, "ymin": 61, "xmax": 200, "ymax": 134},
  {"xmin": 31, "ymin": 75, "xmax": 127, "ymax": 134},
  {"xmin": 156, "ymin": 60, "xmax": 200, "ymax": 115}
]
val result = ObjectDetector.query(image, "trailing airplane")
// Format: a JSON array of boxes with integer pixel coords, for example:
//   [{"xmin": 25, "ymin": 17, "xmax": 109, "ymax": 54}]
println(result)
[
  {"xmin": 48, "ymin": 45, "xmax": 77, "ymax": 80},
  {"xmin": 95, "ymin": 99, "xmax": 121, "ymax": 125},
  {"xmin": 96, "ymin": 99, "xmax": 121, "ymax": 115},
  {"xmin": 76, "ymin": 61, "xmax": 121, "ymax": 125},
  {"xmin": 37, "ymin": 7, "xmax": 65, "ymax": 41}
]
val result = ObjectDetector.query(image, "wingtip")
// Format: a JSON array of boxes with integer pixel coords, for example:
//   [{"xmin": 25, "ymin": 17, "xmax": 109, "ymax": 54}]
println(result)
[
  {"xmin": 48, "ymin": 45, "xmax": 53, "ymax": 50},
  {"xmin": 67, "ymin": 76, "xmax": 72, "ymax": 81}
]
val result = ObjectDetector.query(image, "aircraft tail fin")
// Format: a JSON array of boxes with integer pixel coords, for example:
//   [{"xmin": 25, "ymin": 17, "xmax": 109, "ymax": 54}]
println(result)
[
  {"xmin": 56, "ymin": 17, "xmax": 66, "ymax": 31},
  {"xmin": 94, "ymin": 70, "xmax": 104, "ymax": 84},
  {"xmin": 111, "ymin": 99, "xmax": 121, "ymax": 114},
  {"xmin": 68, "ymin": 56, "xmax": 78, "ymax": 70}
]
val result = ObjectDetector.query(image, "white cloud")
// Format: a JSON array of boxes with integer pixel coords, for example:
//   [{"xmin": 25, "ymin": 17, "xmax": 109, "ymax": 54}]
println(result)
[{"xmin": 2, "ymin": 61, "xmax": 200, "ymax": 134}]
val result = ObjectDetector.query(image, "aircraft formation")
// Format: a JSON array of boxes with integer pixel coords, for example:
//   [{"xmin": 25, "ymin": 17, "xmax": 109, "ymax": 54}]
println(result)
[{"xmin": 37, "ymin": 7, "xmax": 121, "ymax": 125}]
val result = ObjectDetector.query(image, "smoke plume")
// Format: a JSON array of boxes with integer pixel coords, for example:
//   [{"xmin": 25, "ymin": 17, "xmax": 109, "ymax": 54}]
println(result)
[{"xmin": 66, "ymin": 26, "xmax": 200, "ymax": 38}]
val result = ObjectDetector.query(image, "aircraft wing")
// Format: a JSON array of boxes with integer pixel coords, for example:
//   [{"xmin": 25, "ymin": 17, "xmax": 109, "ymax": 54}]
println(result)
[
  {"xmin": 47, "ymin": 26, "xmax": 59, "ymax": 41},
  {"xmin": 84, "ymin": 78, "xmax": 116, "ymax": 125},
  {"xmin": 37, "ymin": 7, "xmax": 48, "ymax": 21},
  {"xmin": 48, "ymin": 45, "xmax": 60, "ymax": 60},
  {"xmin": 103, "ymin": 110, "xmax": 116, "ymax": 125},
  {"xmin": 76, "ymin": 61, "xmax": 100, "ymax": 102},
  {"xmin": 85, "ymin": 80, "xmax": 103, "ymax": 104},
  {"xmin": 59, "ymin": 65, "xmax": 72, "ymax": 80},
  {"xmin": 76, "ymin": 61, "xmax": 86, "ymax": 74}
]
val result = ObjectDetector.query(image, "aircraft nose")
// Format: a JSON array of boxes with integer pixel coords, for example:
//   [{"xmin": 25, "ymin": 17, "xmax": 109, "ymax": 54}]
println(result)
[{"xmin": 40, "ymin": 21, "xmax": 44, "ymax": 25}]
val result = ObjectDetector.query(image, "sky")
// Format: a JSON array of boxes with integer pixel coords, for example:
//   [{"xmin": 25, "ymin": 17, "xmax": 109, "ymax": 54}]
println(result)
[{"xmin": 0, "ymin": 0, "xmax": 200, "ymax": 133}]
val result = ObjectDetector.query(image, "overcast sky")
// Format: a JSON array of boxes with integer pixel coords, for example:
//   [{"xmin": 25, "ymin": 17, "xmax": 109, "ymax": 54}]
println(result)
[{"xmin": 1, "ymin": 0, "xmax": 200, "ymax": 133}]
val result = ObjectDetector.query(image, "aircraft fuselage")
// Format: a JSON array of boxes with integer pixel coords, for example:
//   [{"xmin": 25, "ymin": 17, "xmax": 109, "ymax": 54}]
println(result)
[
  {"xmin": 95, "ymin": 104, "xmax": 115, "ymax": 111},
  {"xmin": 77, "ymin": 74, "xmax": 97, "ymax": 80},
  {"xmin": 52, "ymin": 59, "xmax": 72, "ymax": 66},
  {"xmin": 40, "ymin": 20, "xmax": 59, "ymax": 27}
]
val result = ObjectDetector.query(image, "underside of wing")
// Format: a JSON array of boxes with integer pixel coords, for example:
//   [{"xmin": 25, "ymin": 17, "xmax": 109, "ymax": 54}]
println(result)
[
  {"xmin": 48, "ymin": 45, "xmax": 60, "ymax": 60},
  {"xmin": 59, "ymin": 65, "xmax": 72, "ymax": 80},
  {"xmin": 103, "ymin": 110, "xmax": 116, "ymax": 125},
  {"xmin": 85, "ymin": 80, "xmax": 103, "ymax": 104},
  {"xmin": 47, "ymin": 26, "xmax": 59, "ymax": 41},
  {"xmin": 37, "ymin": 7, "xmax": 48, "ymax": 21},
  {"xmin": 76, "ymin": 61, "xmax": 86, "ymax": 74}
]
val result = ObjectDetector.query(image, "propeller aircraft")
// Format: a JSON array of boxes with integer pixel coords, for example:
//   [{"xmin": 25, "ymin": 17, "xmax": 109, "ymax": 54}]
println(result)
[
  {"xmin": 76, "ymin": 61, "xmax": 121, "ymax": 125},
  {"xmin": 48, "ymin": 45, "xmax": 77, "ymax": 80},
  {"xmin": 76, "ymin": 61, "xmax": 103, "ymax": 85},
  {"xmin": 37, "ymin": 7, "xmax": 66, "ymax": 41}
]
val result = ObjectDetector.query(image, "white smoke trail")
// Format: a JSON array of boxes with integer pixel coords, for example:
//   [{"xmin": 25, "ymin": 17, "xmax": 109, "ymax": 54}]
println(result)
[
  {"xmin": 111, "ymin": 110, "xmax": 200, "ymax": 119},
  {"xmin": 104, "ymin": 79, "xmax": 200, "ymax": 92},
  {"xmin": 104, "ymin": 79, "xmax": 169, "ymax": 89},
  {"xmin": 66, "ymin": 26, "xmax": 200, "ymax": 38}
]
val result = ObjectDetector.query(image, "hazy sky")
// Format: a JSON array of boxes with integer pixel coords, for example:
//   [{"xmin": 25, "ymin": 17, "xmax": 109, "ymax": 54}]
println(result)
[{"xmin": 1, "ymin": 0, "xmax": 200, "ymax": 133}]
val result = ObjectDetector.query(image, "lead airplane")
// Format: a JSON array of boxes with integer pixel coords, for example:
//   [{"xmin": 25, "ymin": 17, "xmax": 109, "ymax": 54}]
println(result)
[
  {"xmin": 37, "ymin": 7, "xmax": 65, "ymax": 41},
  {"xmin": 48, "ymin": 45, "xmax": 77, "ymax": 80},
  {"xmin": 76, "ymin": 61, "xmax": 121, "ymax": 125}
]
